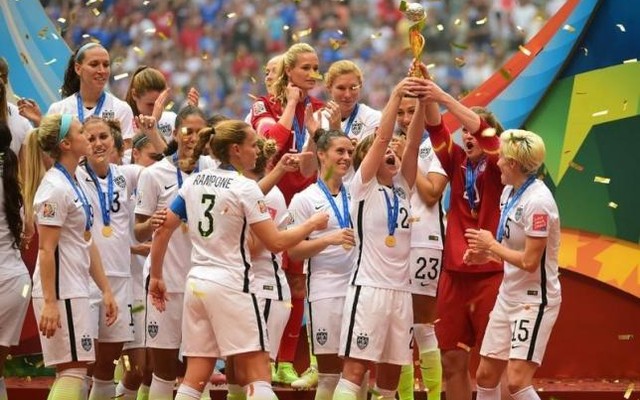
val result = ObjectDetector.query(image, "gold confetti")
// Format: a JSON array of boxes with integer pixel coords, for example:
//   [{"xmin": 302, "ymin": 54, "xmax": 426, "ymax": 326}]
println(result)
[
  {"xmin": 226, "ymin": 12, "xmax": 237, "ymax": 18},
  {"xmin": 568, "ymin": 161, "xmax": 584, "ymax": 172},
  {"xmin": 562, "ymin": 24, "xmax": 575, "ymax": 32},
  {"xmin": 608, "ymin": 202, "xmax": 618, "ymax": 209},
  {"xmin": 38, "ymin": 27, "xmax": 49, "ymax": 39},
  {"xmin": 201, "ymin": 52, "xmax": 209, "ymax": 60},
  {"xmin": 450, "ymin": 42, "xmax": 468, "ymax": 50},
  {"xmin": 123, "ymin": 355, "xmax": 131, "ymax": 371},
  {"xmin": 285, "ymin": 302, "xmax": 293, "ymax": 309},
  {"xmin": 114, "ymin": 72, "xmax": 129, "ymax": 81},
  {"xmin": 592, "ymin": 110, "xmax": 608, "ymax": 117},
  {"xmin": 323, "ymin": 164, "xmax": 335, "ymax": 181},
  {"xmin": 190, "ymin": 282, "xmax": 205, "ymax": 298},
  {"xmin": 454, "ymin": 56, "xmax": 466, "ymax": 68},
  {"xmin": 86, "ymin": 0, "xmax": 98, "ymax": 5},
  {"xmin": 92, "ymin": 8, "xmax": 101, "ymax": 17},
  {"xmin": 436, "ymin": 24, "xmax": 444, "ymax": 31},
  {"xmin": 247, "ymin": 93, "xmax": 258, "ymax": 101},
  {"xmin": 57, "ymin": 17, "xmax": 66, "ymax": 24},
  {"xmin": 475, "ymin": 17, "xmax": 487, "ymax": 25},
  {"xmin": 618, "ymin": 334, "xmax": 633, "ymax": 340},
  {"xmin": 616, "ymin": 24, "xmax": 626, "ymax": 32},
  {"xmin": 337, "ymin": 29, "xmax": 343, "ymax": 35},
  {"xmin": 518, "ymin": 45, "xmax": 532, "ymax": 56},
  {"xmin": 309, "ymin": 71, "xmax": 323, "ymax": 80},
  {"xmin": 142, "ymin": 0, "xmax": 150, "ymax": 5},
  {"xmin": 131, "ymin": 304, "xmax": 145, "ymax": 313},
  {"xmin": 22, "ymin": 284, "xmax": 30, "ymax": 297},
  {"xmin": 44, "ymin": 58, "xmax": 57, "ymax": 66},
  {"xmin": 454, "ymin": 18, "xmax": 461, "ymax": 26},
  {"xmin": 481, "ymin": 128, "xmax": 496, "ymax": 137},
  {"xmin": 144, "ymin": 28, "xmax": 156, "ymax": 35},
  {"xmin": 456, "ymin": 342, "xmax": 471, "ymax": 352},
  {"xmin": 250, "ymin": 76, "xmax": 257, "ymax": 84},
  {"xmin": 623, "ymin": 58, "xmax": 637, "ymax": 64},
  {"xmin": 426, "ymin": 63, "xmax": 436, "ymax": 70},
  {"xmin": 297, "ymin": 28, "xmax": 312, "ymax": 38},
  {"xmin": 158, "ymin": 32, "xmax": 168, "ymax": 41},
  {"xmin": 20, "ymin": 52, "xmax": 29, "ymax": 64},
  {"xmin": 623, "ymin": 383, "xmax": 634, "ymax": 399},
  {"xmin": 515, "ymin": 25, "xmax": 524, "ymax": 33},
  {"xmin": 593, "ymin": 176, "xmax": 610, "ymax": 184},
  {"xmin": 133, "ymin": 46, "xmax": 144, "ymax": 55},
  {"xmin": 499, "ymin": 68, "xmax": 512, "ymax": 80},
  {"xmin": 370, "ymin": 32, "xmax": 382, "ymax": 39},
  {"xmin": 329, "ymin": 38, "xmax": 343, "ymax": 50},
  {"xmin": 164, "ymin": 101, "xmax": 174, "ymax": 110}
]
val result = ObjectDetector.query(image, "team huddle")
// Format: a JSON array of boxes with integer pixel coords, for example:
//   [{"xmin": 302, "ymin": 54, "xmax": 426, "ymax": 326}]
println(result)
[{"xmin": 0, "ymin": 40, "xmax": 561, "ymax": 400}]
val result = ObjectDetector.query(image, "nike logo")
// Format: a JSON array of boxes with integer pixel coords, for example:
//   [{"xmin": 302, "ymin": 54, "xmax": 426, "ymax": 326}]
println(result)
[
  {"xmin": 511, "ymin": 344, "xmax": 519, "ymax": 349},
  {"xmin": 73, "ymin": 198, "xmax": 79, "ymax": 203},
  {"xmin": 420, "ymin": 282, "xmax": 429, "ymax": 287},
  {"xmin": 314, "ymin": 205, "xmax": 324, "ymax": 210},
  {"xmin": 85, "ymin": 178, "xmax": 93, "ymax": 182},
  {"xmin": 164, "ymin": 184, "xmax": 177, "ymax": 190}
]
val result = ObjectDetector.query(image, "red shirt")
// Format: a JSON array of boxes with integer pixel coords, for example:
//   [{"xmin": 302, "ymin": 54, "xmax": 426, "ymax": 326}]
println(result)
[
  {"xmin": 250, "ymin": 94, "xmax": 324, "ymax": 204},
  {"xmin": 427, "ymin": 119, "xmax": 504, "ymax": 273}
]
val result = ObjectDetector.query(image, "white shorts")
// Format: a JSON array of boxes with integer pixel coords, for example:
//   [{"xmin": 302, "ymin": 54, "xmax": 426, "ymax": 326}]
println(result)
[
  {"xmin": 146, "ymin": 292, "xmax": 184, "ymax": 349},
  {"xmin": 409, "ymin": 248, "xmax": 442, "ymax": 297},
  {"xmin": 480, "ymin": 296, "xmax": 560, "ymax": 365},
  {"xmin": 90, "ymin": 276, "xmax": 134, "ymax": 343},
  {"xmin": 258, "ymin": 297, "xmax": 291, "ymax": 360},
  {"xmin": 0, "ymin": 274, "xmax": 31, "ymax": 347},
  {"xmin": 123, "ymin": 298, "xmax": 146, "ymax": 350},
  {"xmin": 182, "ymin": 278, "xmax": 268, "ymax": 358},
  {"xmin": 33, "ymin": 297, "xmax": 95, "ymax": 366},
  {"xmin": 308, "ymin": 297, "xmax": 345, "ymax": 355},
  {"xmin": 339, "ymin": 285, "xmax": 413, "ymax": 365}
]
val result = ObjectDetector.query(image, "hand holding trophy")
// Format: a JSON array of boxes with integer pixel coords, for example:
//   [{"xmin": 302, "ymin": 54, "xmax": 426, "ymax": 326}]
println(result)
[{"xmin": 400, "ymin": 1, "xmax": 428, "ymax": 78}]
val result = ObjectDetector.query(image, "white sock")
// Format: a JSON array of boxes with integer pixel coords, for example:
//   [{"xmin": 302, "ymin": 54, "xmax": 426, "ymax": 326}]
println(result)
[
  {"xmin": 332, "ymin": 377, "xmax": 360, "ymax": 400},
  {"xmin": 149, "ymin": 373, "xmax": 175, "ymax": 400},
  {"xmin": 244, "ymin": 380, "xmax": 276, "ymax": 400},
  {"xmin": 175, "ymin": 384, "xmax": 202, "ymax": 399},
  {"xmin": 82, "ymin": 374, "xmax": 92, "ymax": 398},
  {"xmin": 511, "ymin": 385, "xmax": 540, "ymax": 400},
  {"xmin": 356, "ymin": 370, "xmax": 369, "ymax": 400},
  {"xmin": 476, "ymin": 384, "xmax": 501, "ymax": 400},
  {"xmin": 373, "ymin": 385, "xmax": 396, "ymax": 400},
  {"xmin": 89, "ymin": 377, "xmax": 115, "ymax": 400},
  {"xmin": 315, "ymin": 373, "xmax": 340, "ymax": 400},
  {"xmin": 0, "ymin": 377, "xmax": 7, "ymax": 400},
  {"xmin": 413, "ymin": 323, "xmax": 438, "ymax": 351},
  {"xmin": 115, "ymin": 380, "xmax": 138, "ymax": 399}
]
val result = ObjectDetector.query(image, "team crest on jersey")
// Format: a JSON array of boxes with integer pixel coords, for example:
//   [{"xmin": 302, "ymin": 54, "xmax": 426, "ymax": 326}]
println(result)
[
  {"xmin": 101, "ymin": 109, "xmax": 115, "ymax": 120},
  {"xmin": 514, "ymin": 206, "xmax": 524, "ymax": 222},
  {"xmin": 351, "ymin": 121, "xmax": 363, "ymax": 136},
  {"xmin": 252, "ymin": 101, "xmax": 267, "ymax": 116},
  {"xmin": 394, "ymin": 186, "xmax": 407, "ymax": 200},
  {"xmin": 81, "ymin": 334, "xmax": 93, "ymax": 351},
  {"xmin": 419, "ymin": 146, "xmax": 432, "ymax": 159},
  {"xmin": 158, "ymin": 123, "xmax": 172, "ymax": 138},
  {"xmin": 148, "ymin": 321, "xmax": 159, "ymax": 338},
  {"xmin": 114, "ymin": 175, "xmax": 126, "ymax": 190},
  {"xmin": 316, "ymin": 329, "xmax": 328, "ymax": 346},
  {"xmin": 41, "ymin": 202, "xmax": 57, "ymax": 219},
  {"xmin": 257, "ymin": 200, "xmax": 268, "ymax": 214},
  {"xmin": 356, "ymin": 333, "xmax": 369, "ymax": 350}
]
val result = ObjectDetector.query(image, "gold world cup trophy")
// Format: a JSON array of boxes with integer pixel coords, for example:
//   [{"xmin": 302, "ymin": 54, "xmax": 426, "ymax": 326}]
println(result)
[{"xmin": 400, "ymin": 1, "xmax": 427, "ymax": 78}]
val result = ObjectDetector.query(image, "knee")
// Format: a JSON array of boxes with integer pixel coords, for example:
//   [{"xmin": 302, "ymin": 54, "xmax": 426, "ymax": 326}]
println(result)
[
  {"xmin": 441, "ymin": 351, "xmax": 467, "ymax": 378},
  {"xmin": 507, "ymin": 375, "xmax": 530, "ymax": 394},
  {"xmin": 341, "ymin": 359, "xmax": 368, "ymax": 386},
  {"xmin": 475, "ymin": 364, "xmax": 500, "ymax": 388}
]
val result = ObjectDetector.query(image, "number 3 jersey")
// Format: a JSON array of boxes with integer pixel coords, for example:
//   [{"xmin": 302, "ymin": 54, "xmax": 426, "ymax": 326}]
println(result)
[
  {"xmin": 171, "ymin": 168, "xmax": 271, "ymax": 293},
  {"xmin": 499, "ymin": 179, "xmax": 561, "ymax": 306}
]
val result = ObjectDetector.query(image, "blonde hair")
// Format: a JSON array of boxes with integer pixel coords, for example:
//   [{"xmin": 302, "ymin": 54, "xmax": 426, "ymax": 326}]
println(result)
[
  {"xmin": 265, "ymin": 54, "xmax": 284, "ymax": 95},
  {"xmin": 271, "ymin": 43, "xmax": 317, "ymax": 106},
  {"xmin": 352, "ymin": 134, "xmax": 375, "ymax": 171},
  {"xmin": 253, "ymin": 137, "xmax": 278, "ymax": 176},
  {"xmin": 500, "ymin": 129, "xmax": 546, "ymax": 175},
  {"xmin": 325, "ymin": 60, "xmax": 363, "ymax": 89},
  {"xmin": 209, "ymin": 120, "xmax": 252, "ymax": 164},
  {"xmin": 21, "ymin": 129, "xmax": 51, "ymax": 232}
]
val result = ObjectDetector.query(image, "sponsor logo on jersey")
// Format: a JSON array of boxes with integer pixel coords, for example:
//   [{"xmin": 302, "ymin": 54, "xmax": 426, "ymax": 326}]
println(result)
[
  {"xmin": 148, "ymin": 321, "xmax": 159, "ymax": 338},
  {"xmin": 316, "ymin": 328, "xmax": 328, "ymax": 346},
  {"xmin": 527, "ymin": 290, "xmax": 539, "ymax": 296},
  {"xmin": 81, "ymin": 334, "xmax": 93, "ymax": 351},
  {"xmin": 42, "ymin": 202, "xmax": 57, "ymax": 219},
  {"xmin": 532, "ymin": 213, "xmax": 548, "ymax": 231},
  {"xmin": 356, "ymin": 333, "xmax": 369, "ymax": 350},
  {"xmin": 252, "ymin": 101, "xmax": 267, "ymax": 116},
  {"xmin": 101, "ymin": 109, "xmax": 115, "ymax": 120}
]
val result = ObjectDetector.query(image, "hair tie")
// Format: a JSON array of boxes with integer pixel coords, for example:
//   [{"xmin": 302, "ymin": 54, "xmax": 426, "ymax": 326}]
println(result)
[
  {"xmin": 58, "ymin": 114, "xmax": 74, "ymax": 143},
  {"xmin": 75, "ymin": 42, "xmax": 102, "ymax": 62}
]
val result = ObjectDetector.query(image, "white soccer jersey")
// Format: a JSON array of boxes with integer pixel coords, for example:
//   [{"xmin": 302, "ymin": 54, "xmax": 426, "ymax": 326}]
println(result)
[
  {"xmin": 77, "ymin": 163, "xmax": 139, "ymax": 277},
  {"xmin": 47, "ymin": 92, "xmax": 135, "ymax": 139},
  {"xmin": 350, "ymin": 169, "xmax": 412, "ymax": 291},
  {"xmin": 7, "ymin": 103, "xmax": 32, "ymax": 155},
  {"xmin": 252, "ymin": 186, "xmax": 291, "ymax": 301},
  {"xmin": 0, "ymin": 180, "xmax": 28, "ymax": 281},
  {"xmin": 32, "ymin": 168, "xmax": 92, "ymax": 299},
  {"xmin": 498, "ymin": 179, "xmax": 561, "ymax": 306},
  {"xmin": 320, "ymin": 103, "xmax": 381, "ymax": 142},
  {"xmin": 135, "ymin": 156, "xmax": 215, "ymax": 292},
  {"xmin": 157, "ymin": 111, "xmax": 177, "ymax": 143},
  {"xmin": 173, "ymin": 168, "xmax": 271, "ymax": 292},
  {"xmin": 289, "ymin": 182, "xmax": 356, "ymax": 301},
  {"xmin": 410, "ymin": 136, "xmax": 447, "ymax": 250}
]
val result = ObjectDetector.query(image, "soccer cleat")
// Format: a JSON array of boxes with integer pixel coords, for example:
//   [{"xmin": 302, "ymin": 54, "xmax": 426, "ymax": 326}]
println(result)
[
  {"xmin": 290, "ymin": 366, "xmax": 319, "ymax": 389},
  {"xmin": 274, "ymin": 362, "xmax": 299, "ymax": 385}
]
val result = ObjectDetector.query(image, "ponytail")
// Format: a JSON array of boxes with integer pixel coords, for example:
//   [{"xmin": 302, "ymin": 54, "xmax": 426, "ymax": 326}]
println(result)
[{"xmin": 0, "ymin": 122, "xmax": 23, "ymax": 248}]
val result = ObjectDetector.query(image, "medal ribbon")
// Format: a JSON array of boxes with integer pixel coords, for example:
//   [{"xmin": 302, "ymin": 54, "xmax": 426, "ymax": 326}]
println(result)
[
  {"xmin": 174, "ymin": 153, "xmax": 199, "ymax": 188},
  {"xmin": 496, "ymin": 175, "xmax": 536, "ymax": 242},
  {"xmin": 292, "ymin": 97, "xmax": 310, "ymax": 152},
  {"xmin": 54, "ymin": 162, "xmax": 93, "ymax": 232},
  {"xmin": 316, "ymin": 179, "xmax": 350, "ymax": 229},
  {"xmin": 85, "ymin": 163, "xmax": 114, "ymax": 228},
  {"xmin": 77, "ymin": 91, "xmax": 106, "ymax": 123},
  {"xmin": 343, "ymin": 103, "xmax": 360, "ymax": 136},
  {"xmin": 382, "ymin": 186, "xmax": 399, "ymax": 237},
  {"xmin": 465, "ymin": 158, "xmax": 484, "ymax": 215}
]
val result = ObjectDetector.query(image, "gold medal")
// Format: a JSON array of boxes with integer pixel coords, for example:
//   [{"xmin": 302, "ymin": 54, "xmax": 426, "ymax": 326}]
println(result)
[
  {"xmin": 471, "ymin": 209, "xmax": 478, "ymax": 219},
  {"xmin": 181, "ymin": 223, "xmax": 189, "ymax": 233},
  {"xmin": 83, "ymin": 230, "xmax": 92, "ymax": 241},
  {"xmin": 385, "ymin": 235, "xmax": 396, "ymax": 247},
  {"xmin": 342, "ymin": 243, "xmax": 353, "ymax": 250},
  {"xmin": 102, "ymin": 225, "xmax": 113, "ymax": 237}
]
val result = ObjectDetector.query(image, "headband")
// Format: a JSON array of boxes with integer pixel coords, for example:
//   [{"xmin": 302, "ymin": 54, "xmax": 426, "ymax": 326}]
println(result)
[
  {"xmin": 58, "ymin": 114, "xmax": 74, "ymax": 143},
  {"xmin": 132, "ymin": 134, "xmax": 149, "ymax": 149},
  {"xmin": 75, "ymin": 42, "xmax": 102, "ymax": 62}
]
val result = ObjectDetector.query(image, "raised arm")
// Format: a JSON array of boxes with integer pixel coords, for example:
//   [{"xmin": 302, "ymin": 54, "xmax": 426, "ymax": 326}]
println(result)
[
  {"xmin": 401, "ymin": 85, "xmax": 430, "ymax": 188},
  {"xmin": 250, "ymin": 212, "xmax": 329, "ymax": 254}
]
